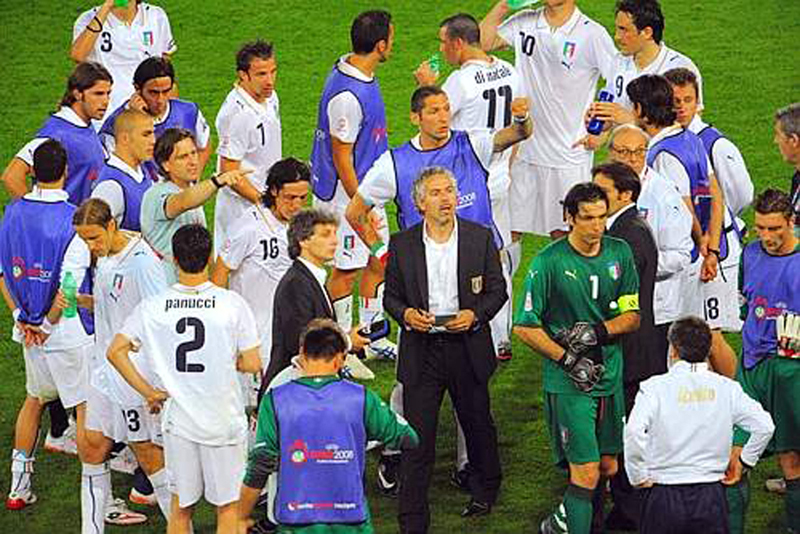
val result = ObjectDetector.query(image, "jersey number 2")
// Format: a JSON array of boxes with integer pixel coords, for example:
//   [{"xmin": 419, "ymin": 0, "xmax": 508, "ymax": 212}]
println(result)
[{"xmin": 175, "ymin": 317, "xmax": 206, "ymax": 373}]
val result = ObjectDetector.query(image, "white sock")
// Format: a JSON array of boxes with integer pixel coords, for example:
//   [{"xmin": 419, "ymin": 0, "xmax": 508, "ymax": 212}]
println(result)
[
  {"xmin": 508, "ymin": 240, "xmax": 522, "ymax": 280},
  {"xmin": 10, "ymin": 449, "xmax": 33, "ymax": 495},
  {"xmin": 81, "ymin": 462, "xmax": 110, "ymax": 534},
  {"xmin": 359, "ymin": 283, "xmax": 385, "ymax": 327},
  {"xmin": 332, "ymin": 295, "xmax": 353, "ymax": 333},
  {"xmin": 149, "ymin": 468, "xmax": 172, "ymax": 520},
  {"xmin": 490, "ymin": 249, "xmax": 513, "ymax": 347}
]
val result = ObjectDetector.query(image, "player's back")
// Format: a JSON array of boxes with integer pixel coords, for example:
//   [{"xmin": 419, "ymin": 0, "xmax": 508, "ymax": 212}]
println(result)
[{"xmin": 136, "ymin": 281, "xmax": 256, "ymax": 445}]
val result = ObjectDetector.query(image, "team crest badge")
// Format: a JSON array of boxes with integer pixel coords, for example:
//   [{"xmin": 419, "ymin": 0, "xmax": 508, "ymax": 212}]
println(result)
[
  {"xmin": 142, "ymin": 31, "xmax": 154, "ymax": 46},
  {"xmin": 11, "ymin": 257, "xmax": 25, "ymax": 280},
  {"xmin": 561, "ymin": 41, "xmax": 577, "ymax": 69},
  {"xmin": 344, "ymin": 236, "xmax": 355, "ymax": 250},
  {"xmin": 471, "ymin": 275, "xmax": 483, "ymax": 294},
  {"xmin": 524, "ymin": 292, "xmax": 533, "ymax": 312},
  {"xmin": 607, "ymin": 262, "xmax": 621, "ymax": 281}
]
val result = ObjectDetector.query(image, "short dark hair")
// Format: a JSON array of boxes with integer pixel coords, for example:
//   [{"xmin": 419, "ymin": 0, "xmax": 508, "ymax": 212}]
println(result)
[
  {"xmin": 287, "ymin": 209, "xmax": 338, "ymax": 260},
  {"xmin": 563, "ymin": 182, "xmax": 609, "ymax": 219},
  {"xmin": 154, "ymin": 128, "xmax": 196, "ymax": 178},
  {"xmin": 627, "ymin": 75, "xmax": 677, "ymax": 128},
  {"xmin": 32, "ymin": 140, "xmax": 67, "ymax": 184},
  {"xmin": 350, "ymin": 10, "xmax": 392, "ymax": 55},
  {"xmin": 775, "ymin": 103, "xmax": 800, "ymax": 138},
  {"xmin": 300, "ymin": 318, "xmax": 349, "ymax": 361},
  {"xmin": 592, "ymin": 162, "xmax": 642, "ymax": 202},
  {"xmin": 74, "ymin": 198, "xmax": 114, "ymax": 228},
  {"xmin": 440, "ymin": 13, "xmax": 481, "ymax": 46},
  {"xmin": 133, "ymin": 56, "xmax": 175, "ymax": 89},
  {"xmin": 236, "ymin": 40, "xmax": 274, "ymax": 72},
  {"xmin": 663, "ymin": 67, "xmax": 699, "ymax": 98},
  {"xmin": 754, "ymin": 188, "xmax": 793, "ymax": 220},
  {"xmin": 668, "ymin": 316, "xmax": 712, "ymax": 363},
  {"xmin": 60, "ymin": 62, "xmax": 113, "ymax": 108},
  {"xmin": 616, "ymin": 0, "xmax": 665, "ymax": 44},
  {"xmin": 411, "ymin": 85, "xmax": 446, "ymax": 114},
  {"xmin": 263, "ymin": 158, "xmax": 311, "ymax": 208},
  {"xmin": 172, "ymin": 224, "xmax": 211, "ymax": 274}
]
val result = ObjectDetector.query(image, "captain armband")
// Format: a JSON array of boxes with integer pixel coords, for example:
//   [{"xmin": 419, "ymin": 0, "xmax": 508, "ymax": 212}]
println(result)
[{"xmin": 617, "ymin": 294, "xmax": 639, "ymax": 314}]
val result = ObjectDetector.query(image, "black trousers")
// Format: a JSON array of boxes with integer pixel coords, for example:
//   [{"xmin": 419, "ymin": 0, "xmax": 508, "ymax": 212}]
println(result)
[
  {"xmin": 640, "ymin": 482, "xmax": 729, "ymax": 534},
  {"xmin": 398, "ymin": 335, "xmax": 501, "ymax": 534}
]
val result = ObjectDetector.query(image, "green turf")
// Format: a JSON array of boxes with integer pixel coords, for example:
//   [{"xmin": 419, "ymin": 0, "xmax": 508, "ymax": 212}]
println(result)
[{"xmin": 1, "ymin": 1, "xmax": 799, "ymax": 532}]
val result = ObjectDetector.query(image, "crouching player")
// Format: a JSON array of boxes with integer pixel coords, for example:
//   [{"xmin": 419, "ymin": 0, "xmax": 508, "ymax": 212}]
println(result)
[
  {"xmin": 238, "ymin": 318, "xmax": 419, "ymax": 533},
  {"xmin": 107, "ymin": 224, "xmax": 263, "ymax": 534}
]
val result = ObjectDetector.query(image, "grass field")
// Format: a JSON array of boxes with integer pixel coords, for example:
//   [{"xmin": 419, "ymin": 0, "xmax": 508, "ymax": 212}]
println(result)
[{"xmin": 1, "ymin": 1, "xmax": 799, "ymax": 532}]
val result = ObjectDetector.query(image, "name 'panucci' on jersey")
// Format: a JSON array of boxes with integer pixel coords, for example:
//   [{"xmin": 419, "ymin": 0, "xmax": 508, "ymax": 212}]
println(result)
[
  {"xmin": 120, "ymin": 281, "xmax": 260, "ymax": 446},
  {"xmin": 514, "ymin": 236, "xmax": 640, "ymax": 395}
]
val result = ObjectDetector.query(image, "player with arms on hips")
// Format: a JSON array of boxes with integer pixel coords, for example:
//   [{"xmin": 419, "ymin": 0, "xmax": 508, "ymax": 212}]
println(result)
[
  {"xmin": 414, "ymin": 12, "xmax": 522, "ymax": 361},
  {"xmin": 1, "ymin": 62, "xmax": 112, "ymax": 205},
  {"xmin": 310, "ymin": 10, "xmax": 395, "ymax": 360},
  {"xmin": 0, "ymin": 141, "xmax": 94, "ymax": 511},
  {"xmin": 728, "ymin": 189, "xmax": 800, "ymax": 534},
  {"xmin": 107, "ymin": 224, "xmax": 262, "ymax": 534},
  {"xmin": 480, "ymin": 0, "xmax": 616, "ymax": 239},
  {"xmin": 212, "ymin": 158, "xmax": 310, "ymax": 403},
  {"xmin": 74, "ymin": 198, "xmax": 170, "ymax": 531},
  {"xmin": 513, "ymin": 183, "xmax": 641, "ymax": 534},
  {"xmin": 71, "ymin": 0, "xmax": 176, "ymax": 121},
  {"xmin": 214, "ymin": 40, "xmax": 281, "ymax": 256},
  {"xmin": 100, "ymin": 57, "xmax": 213, "ymax": 176}
]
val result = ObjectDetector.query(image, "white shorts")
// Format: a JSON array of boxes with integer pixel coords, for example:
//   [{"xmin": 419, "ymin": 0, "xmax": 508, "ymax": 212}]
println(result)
[
  {"xmin": 491, "ymin": 191, "xmax": 511, "ymax": 250},
  {"xmin": 86, "ymin": 383, "xmax": 161, "ymax": 444},
  {"xmin": 314, "ymin": 195, "xmax": 390, "ymax": 271},
  {"xmin": 509, "ymin": 159, "xmax": 592, "ymax": 235},
  {"xmin": 163, "ymin": 430, "xmax": 246, "ymax": 508},
  {"xmin": 24, "ymin": 344, "xmax": 90, "ymax": 408},
  {"xmin": 701, "ymin": 235, "xmax": 743, "ymax": 332}
]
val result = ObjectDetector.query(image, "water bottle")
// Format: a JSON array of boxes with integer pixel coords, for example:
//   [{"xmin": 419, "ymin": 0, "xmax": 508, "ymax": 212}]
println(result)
[
  {"xmin": 507, "ymin": 0, "xmax": 540, "ymax": 10},
  {"xmin": 586, "ymin": 90, "xmax": 614, "ymax": 135},
  {"xmin": 62, "ymin": 271, "xmax": 77, "ymax": 319},
  {"xmin": 427, "ymin": 53, "xmax": 442, "ymax": 75},
  {"xmin": 114, "ymin": 0, "xmax": 129, "ymax": 7}
]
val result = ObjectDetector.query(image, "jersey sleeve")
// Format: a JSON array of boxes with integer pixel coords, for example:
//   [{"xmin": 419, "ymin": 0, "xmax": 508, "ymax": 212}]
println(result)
[
  {"xmin": 194, "ymin": 108, "xmax": 211, "ymax": 149},
  {"xmin": 217, "ymin": 112, "xmax": 251, "ymax": 162},
  {"xmin": 441, "ymin": 73, "xmax": 465, "ymax": 118},
  {"xmin": 61, "ymin": 235, "xmax": 92, "ymax": 290},
  {"xmin": 357, "ymin": 150, "xmax": 397, "ymax": 207},
  {"xmin": 154, "ymin": 6, "xmax": 177, "ymax": 55},
  {"xmin": 513, "ymin": 254, "xmax": 549, "ymax": 328},
  {"xmin": 234, "ymin": 295, "xmax": 261, "ymax": 352},
  {"xmin": 131, "ymin": 250, "xmax": 168, "ymax": 299},
  {"xmin": 591, "ymin": 25, "xmax": 618, "ymax": 82},
  {"xmin": 468, "ymin": 131, "xmax": 495, "ymax": 169},
  {"xmin": 623, "ymin": 385, "xmax": 655, "ymax": 485},
  {"xmin": 497, "ymin": 10, "xmax": 532, "ymax": 48},
  {"xmin": 72, "ymin": 8, "xmax": 96, "ymax": 41},
  {"xmin": 91, "ymin": 180, "xmax": 125, "ymax": 225},
  {"xmin": 655, "ymin": 153, "xmax": 691, "ymax": 197},
  {"xmin": 327, "ymin": 91, "xmax": 363, "ymax": 144},
  {"xmin": 119, "ymin": 301, "xmax": 146, "ymax": 345},
  {"xmin": 16, "ymin": 138, "xmax": 48, "ymax": 167},
  {"xmin": 244, "ymin": 392, "xmax": 279, "ymax": 488},
  {"xmin": 363, "ymin": 388, "xmax": 419, "ymax": 451},
  {"xmin": 616, "ymin": 241, "xmax": 640, "ymax": 314},
  {"xmin": 219, "ymin": 215, "xmax": 255, "ymax": 271},
  {"xmin": 711, "ymin": 137, "xmax": 753, "ymax": 215}
]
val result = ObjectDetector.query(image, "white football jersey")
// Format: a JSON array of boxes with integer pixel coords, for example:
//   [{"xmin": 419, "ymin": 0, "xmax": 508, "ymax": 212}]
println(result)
[
  {"xmin": 498, "ymin": 6, "xmax": 616, "ymax": 168},
  {"xmin": 120, "ymin": 282, "xmax": 260, "ymax": 445},
  {"xmin": 73, "ymin": 3, "xmax": 176, "ymax": 117},
  {"xmin": 92, "ymin": 234, "xmax": 167, "ymax": 405},
  {"xmin": 214, "ymin": 85, "xmax": 282, "ymax": 255},
  {"xmin": 605, "ymin": 43, "xmax": 704, "ymax": 110},
  {"xmin": 442, "ymin": 56, "xmax": 521, "ymax": 197},
  {"xmin": 219, "ymin": 205, "xmax": 291, "ymax": 361}
]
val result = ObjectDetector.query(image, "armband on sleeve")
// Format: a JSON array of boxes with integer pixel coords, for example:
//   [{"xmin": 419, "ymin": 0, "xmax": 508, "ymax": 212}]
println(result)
[{"xmin": 618, "ymin": 294, "xmax": 639, "ymax": 313}]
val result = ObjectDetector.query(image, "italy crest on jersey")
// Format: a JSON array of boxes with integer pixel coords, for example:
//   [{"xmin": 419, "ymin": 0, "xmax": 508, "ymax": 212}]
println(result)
[
  {"xmin": 607, "ymin": 262, "xmax": 621, "ymax": 281},
  {"xmin": 142, "ymin": 31, "xmax": 154, "ymax": 46},
  {"xmin": 561, "ymin": 41, "xmax": 577, "ymax": 70}
]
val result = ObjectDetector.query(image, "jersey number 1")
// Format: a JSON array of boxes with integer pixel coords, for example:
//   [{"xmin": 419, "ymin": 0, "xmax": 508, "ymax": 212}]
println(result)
[{"xmin": 175, "ymin": 317, "xmax": 206, "ymax": 373}]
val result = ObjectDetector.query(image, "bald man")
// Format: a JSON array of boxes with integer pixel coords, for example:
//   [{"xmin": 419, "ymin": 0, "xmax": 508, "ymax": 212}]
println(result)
[{"xmin": 91, "ymin": 109, "xmax": 156, "ymax": 232}]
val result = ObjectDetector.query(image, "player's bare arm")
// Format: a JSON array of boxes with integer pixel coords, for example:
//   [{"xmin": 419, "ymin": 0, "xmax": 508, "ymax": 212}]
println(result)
[
  {"xmin": 413, "ymin": 61, "xmax": 439, "ymax": 87},
  {"xmin": 219, "ymin": 156, "xmax": 261, "ymax": 203},
  {"xmin": 236, "ymin": 346, "xmax": 262, "ymax": 374},
  {"xmin": 604, "ymin": 310, "xmax": 640, "ymax": 337},
  {"xmin": 493, "ymin": 97, "xmax": 532, "ymax": 153},
  {"xmin": 0, "ymin": 275, "xmax": 16, "ymax": 313},
  {"xmin": 165, "ymin": 169, "xmax": 250, "ymax": 219},
  {"xmin": 480, "ymin": 1, "xmax": 512, "ymax": 52},
  {"xmin": 513, "ymin": 325, "xmax": 567, "ymax": 362},
  {"xmin": 331, "ymin": 138, "xmax": 360, "ymax": 199},
  {"xmin": 107, "ymin": 333, "xmax": 168, "ymax": 413},
  {"xmin": 0, "ymin": 158, "xmax": 31, "ymax": 199},
  {"xmin": 345, "ymin": 193, "xmax": 381, "ymax": 249},
  {"xmin": 210, "ymin": 258, "xmax": 232, "ymax": 288},
  {"xmin": 701, "ymin": 173, "xmax": 725, "ymax": 282},
  {"xmin": 70, "ymin": 0, "xmax": 115, "ymax": 63}
]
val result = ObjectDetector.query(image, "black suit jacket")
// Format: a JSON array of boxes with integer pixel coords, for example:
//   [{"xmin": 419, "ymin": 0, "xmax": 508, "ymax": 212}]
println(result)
[
  {"xmin": 608, "ymin": 205, "xmax": 661, "ymax": 382},
  {"xmin": 264, "ymin": 259, "xmax": 334, "ymax": 385},
  {"xmin": 383, "ymin": 218, "xmax": 507, "ymax": 386}
]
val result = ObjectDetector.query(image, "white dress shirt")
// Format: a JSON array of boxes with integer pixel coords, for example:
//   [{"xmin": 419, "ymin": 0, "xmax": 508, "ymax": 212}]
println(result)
[
  {"xmin": 423, "ymin": 220, "xmax": 459, "ymax": 317},
  {"xmin": 298, "ymin": 257, "xmax": 332, "ymax": 314},
  {"xmin": 625, "ymin": 360, "xmax": 774, "ymax": 486}
]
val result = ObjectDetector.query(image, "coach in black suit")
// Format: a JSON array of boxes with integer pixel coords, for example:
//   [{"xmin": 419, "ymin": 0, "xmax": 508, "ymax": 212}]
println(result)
[
  {"xmin": 264, "ymin": 208, "xmax": 367, "ymax": 387},
  {"xmin": 383, "ymin": 167, "xmax": 507, "ymax": 534},
  {"xmin": 593, "ymin": 162, "xmax": 659, "ymax": 531}
]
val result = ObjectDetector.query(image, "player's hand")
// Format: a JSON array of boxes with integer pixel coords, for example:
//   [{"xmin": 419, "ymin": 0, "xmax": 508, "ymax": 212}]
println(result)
[
  {"xmin": 587, "ymin": 101, "xmax": 635, "ymax": 126},
  {"xmin": 129, "ymin": 93, "xmax": 149, "ymax": 114},
  {"xmin": 77, "ymin": 293, "xmax": 94, "ymax": 310},
  {"xmin": 368, "ymin": 209, "xmax": 386, "ymax": 234},
  {"xmin": 634, "ymin": 480, "xmax": 654, "ymax": 489},
  {"xmin": 700, "ymin": 252, "xmax": 718, "ymax": 282},
  {"xmin": 237, "ymin": 517, "xmax": 255, "ymax": 534},
  {"xmin": 776, "ymin": 312, "xmax": 800, "ymax": 358},
  {"xmin": 722, "ymin": 456, "xmax": 745, "ymax": 486},
  {"xmin": 20, "ymin": 323, "xmax": 49, "ymax": 347},
  {"xmin": 414, "ymin": 62, "xmax": 439, "ymax": 86},
  {"xmin": 52, "ymin": 289, "xmax": 69, "ymax": 312},
  {"xmin": 444, "ymin": 309, "xmax": 476, "ymax": 332},
  {"xmin": 145, "ymin": 389, "xmax": 169, "ymax": 414},
  {"xmin": 403, "ymin": 308, "xmax": 435, "ymax": 333},
  {"xmin": 557, "ymin": 349, "xmax": 604, "ymax": 393},
  {"xmin": 511, "ymin": 97, "xmax": 531, "ymax": 121},
  {"xmin": 572, "ymin": 133, "xmax": 604, "ymax": 151},
  {"xmin": 554, "ymin": 322, "xmax": 610, "ymax": 354},
  {"xmin": 348, "ymin": 328, "xmax": 369, "ymax": 352},
  {"xmin": 215, "ymin": 168, "xmax": 252, "ymax": 188}
]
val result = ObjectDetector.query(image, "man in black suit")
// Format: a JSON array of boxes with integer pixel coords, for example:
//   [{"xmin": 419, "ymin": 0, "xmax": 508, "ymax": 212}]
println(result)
[
  {"xmin": 592, "ymin": 161, "xmax": 659, "ymax": 531},
  {"xmin": 383, "ymin": 167, "xmax": 507, "ymax": 534},
  {"xmin": 264, "ymin": 208, "xmax": 368, "ymax": 386}
]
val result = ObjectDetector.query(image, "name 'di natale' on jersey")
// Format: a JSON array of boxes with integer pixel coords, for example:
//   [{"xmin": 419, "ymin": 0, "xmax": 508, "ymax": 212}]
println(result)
[{"xmin": 474, "ymin": 64, "xmax": 514, "ymax": 85}]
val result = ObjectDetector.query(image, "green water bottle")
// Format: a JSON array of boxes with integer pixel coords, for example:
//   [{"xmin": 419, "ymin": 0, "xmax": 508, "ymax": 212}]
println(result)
[
  {"xmin": 507, "ymin": 0, "xmax": 540, "ymax": 10},
  {"xmin": 62, "ymin": 271, "xmax": 77, "ymax": 319},
  {"xmin": 114, "ymin": 0, "xmax": 129, "ymax": 7},
  {"xmin": 428, "ymin": 53, "xmax": 442, "ymax": 74}
]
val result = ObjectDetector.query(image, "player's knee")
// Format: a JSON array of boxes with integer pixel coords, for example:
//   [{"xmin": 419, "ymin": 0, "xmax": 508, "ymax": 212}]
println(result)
[
  {"xmin": 779, "ymin": 451, "xmax": 800, "ymax": 478},
  {"xmin": 130, "ymin": 442, "xmax": 164, "ymax": 475},
  {"xmin": 570, "ymin": 462, "xmax": 601, "ymax": 489},
  {"xmin": 77, "ymin": 431, "xmax": 111, "ymax": 464}
]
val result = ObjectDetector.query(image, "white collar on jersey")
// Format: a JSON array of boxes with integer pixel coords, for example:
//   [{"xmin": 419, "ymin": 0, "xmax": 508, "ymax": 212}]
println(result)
[
  {"xmin": 670, "ymin": 359, "xmax": 710, "ymax": 373},
  {"xmin": 107, "ymin": 153, "xmax": 146, "ymax": 183},
  {"xmin": 687, "ymin": 114, "xmax": 708, "ymax": 135},
  {"xmin": 234, "ymin": 84, "xmax": 272, "ymax": 115},
  {"xmin": 648, "ymin": 123, "xmax": 683, "ymax": 148},
  {"xmin": 337, "ymin": 54, "xmax": 373, "ymax": 82},
  {"xmin": 534, "ymin": 4, "xmax": 583, "ymax": 34},
  {"xmin": 173, "ymin": 281, "xmax": 215, "ymax": 294},
  {"xmin": 24, "ymin": 187, "xmax": 69, "ymax": 203},
  {"xmin": 54, "ymin": 106, "xmax": 90, "ymax": 128}
]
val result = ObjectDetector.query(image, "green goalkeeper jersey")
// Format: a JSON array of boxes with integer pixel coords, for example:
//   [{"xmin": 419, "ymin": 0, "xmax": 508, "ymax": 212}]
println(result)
[{"xmin": 514, "ymin": 236, "xmax": 640, "ymax": 396}]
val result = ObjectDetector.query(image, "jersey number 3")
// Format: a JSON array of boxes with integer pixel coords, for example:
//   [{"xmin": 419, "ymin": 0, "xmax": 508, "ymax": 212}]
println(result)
[{"xmin": 175, "ymin": 317, "xmax": 206, "ymax": 373}]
